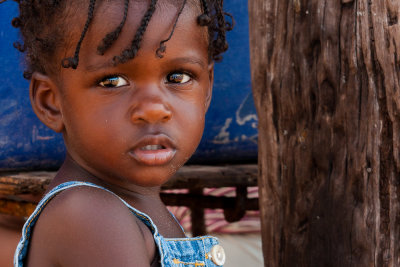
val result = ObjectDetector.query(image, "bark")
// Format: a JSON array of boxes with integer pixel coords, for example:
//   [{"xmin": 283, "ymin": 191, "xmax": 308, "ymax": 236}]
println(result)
[{"xmin": 249, "ymin": 0, "xmax": 400, "ymax": 266}]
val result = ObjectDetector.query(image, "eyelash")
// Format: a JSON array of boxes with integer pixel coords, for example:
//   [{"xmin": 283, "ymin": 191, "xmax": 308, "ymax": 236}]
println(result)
[
  {"xmin": 97, "ymin": 74, "xmax": 129, "ymax": 88},
  {"xmin": 165, "ymin": 71, "xmax": 194, "ymax": 84},
  {"xmin": 96, "ymin": 70, "xmax": 196, "ymax": 89}
]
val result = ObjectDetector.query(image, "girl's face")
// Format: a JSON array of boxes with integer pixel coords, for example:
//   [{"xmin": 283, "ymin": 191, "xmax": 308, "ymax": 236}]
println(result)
[{"xmin": 53, "ymin": 1, "xmax": 212, "ymax": 188}]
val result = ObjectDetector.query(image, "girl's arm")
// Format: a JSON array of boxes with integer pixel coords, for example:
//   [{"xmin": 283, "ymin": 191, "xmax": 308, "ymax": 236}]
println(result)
[{"xmin": 25, "ymin": 186, "xmax": 155, "ymax": 266}]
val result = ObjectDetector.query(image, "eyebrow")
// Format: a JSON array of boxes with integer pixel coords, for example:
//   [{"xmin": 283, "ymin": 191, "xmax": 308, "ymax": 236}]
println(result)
[
  {"xmin": 169, "ymin": 57, "xmax": 207, "ymax": 69},
  {"xmin": 85, "ymin": 56, "xmax": 207, "ymax": 72},
  {"xmin": 85, "ymin": 61, "xmax": 115, "ymax": 72}
]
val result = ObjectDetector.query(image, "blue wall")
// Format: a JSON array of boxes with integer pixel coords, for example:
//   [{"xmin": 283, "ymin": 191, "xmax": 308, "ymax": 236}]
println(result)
[{"xmin": 0, "ymin": 0, "xmax": 257, "ymax": 170}]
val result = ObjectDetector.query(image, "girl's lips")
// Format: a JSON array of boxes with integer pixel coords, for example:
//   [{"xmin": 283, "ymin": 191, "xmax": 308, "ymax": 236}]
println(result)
[
  {"xmin": 129, "ymin": 134, "xmax": 177, "ymax": 165},
  {"xmin": 130, "ymin": 147, "xmax": 176, "ymax": 165}
]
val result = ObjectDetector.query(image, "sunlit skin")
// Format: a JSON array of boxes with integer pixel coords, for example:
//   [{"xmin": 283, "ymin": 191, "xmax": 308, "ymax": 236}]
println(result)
[{"xmin": 26, "ymin": 1, "xmax": 213, "ymax": 266}]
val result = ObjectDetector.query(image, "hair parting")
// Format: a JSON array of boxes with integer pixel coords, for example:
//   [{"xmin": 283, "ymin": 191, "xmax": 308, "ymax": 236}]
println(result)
[
  {"xmin": 97, "ymin": 0, "xmax": 130, "ymax": 55},
  {"xmin": 113, "ymin": 0, "xmax": 158, "ymax": 65}
]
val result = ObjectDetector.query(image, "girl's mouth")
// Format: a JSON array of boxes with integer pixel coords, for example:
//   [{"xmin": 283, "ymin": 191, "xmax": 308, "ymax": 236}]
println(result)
[
  {"xmin": 129, "ymin": 135, "xmax": 177, "ymax": 165},
  {"xmin": 131, "ymin": 146, "xmax": 176, "ymax": 165},
  {"xmin": 140, "ymin": 145, "xmax": 165, "ymax": 151}
]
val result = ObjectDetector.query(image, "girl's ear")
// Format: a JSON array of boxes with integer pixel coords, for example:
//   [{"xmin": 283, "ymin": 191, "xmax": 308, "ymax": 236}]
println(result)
[
  {"xmin": 30, "ymin": 72, "xmax": 64, "ymax": 133},
  {"xmin": 205, "ymin": 63, "xmax": 214, "ymax": 111}
]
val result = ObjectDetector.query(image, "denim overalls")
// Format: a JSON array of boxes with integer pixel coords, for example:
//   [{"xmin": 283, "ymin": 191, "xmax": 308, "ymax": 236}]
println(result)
[{"xmin": 14, "ymin": 181, "xmax": 226, "ymax": 266}]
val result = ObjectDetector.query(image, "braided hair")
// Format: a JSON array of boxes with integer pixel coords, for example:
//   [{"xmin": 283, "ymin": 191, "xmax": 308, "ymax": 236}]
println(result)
[{"xmin": 1, "ymin": 0, "xmax": 234, "ymax": 79}]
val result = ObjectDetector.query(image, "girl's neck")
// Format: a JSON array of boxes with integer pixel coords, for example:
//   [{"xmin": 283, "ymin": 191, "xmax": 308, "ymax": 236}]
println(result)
[
  {"xmin": 52, "ymin": 154, "xmax": 185, "ymax": 237},
  {"xmin": 50, "ymin": 154, "xmax": 185, "ymax": 238},
  {"xmin": 51, "ymin": 154, "xmax": 162, "ymax": 198}
]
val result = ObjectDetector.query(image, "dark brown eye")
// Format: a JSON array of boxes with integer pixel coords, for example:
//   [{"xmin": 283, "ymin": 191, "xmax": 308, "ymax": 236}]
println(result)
[
  {"xmin": 99, "ymin": 76, "xmax": 128, "ymax": 88},
  {"xmin": 166, "ymin": 72, "xmax": 191, "ymax": 84}
]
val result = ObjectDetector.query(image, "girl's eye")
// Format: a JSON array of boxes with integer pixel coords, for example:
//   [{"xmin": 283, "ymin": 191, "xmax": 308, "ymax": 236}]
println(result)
[
  {"xmin": 98, "ymin": 76, "xmax": 128, "ymax": 88},
  {"xmin": 166, "ymin": 72, "xmax": 191, "ymax": 84}
]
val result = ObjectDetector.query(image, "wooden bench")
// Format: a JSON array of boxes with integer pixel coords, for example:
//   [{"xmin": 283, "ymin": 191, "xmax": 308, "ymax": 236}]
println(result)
[{"xmin": 0, "ymin": 164, "xmax": 258, "ymax": 236}]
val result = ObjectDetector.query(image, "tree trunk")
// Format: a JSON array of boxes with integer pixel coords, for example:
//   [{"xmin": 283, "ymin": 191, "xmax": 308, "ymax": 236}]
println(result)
[{"xmin": 249, "ymin": 0, "xmax": 400, "ymax": 266}]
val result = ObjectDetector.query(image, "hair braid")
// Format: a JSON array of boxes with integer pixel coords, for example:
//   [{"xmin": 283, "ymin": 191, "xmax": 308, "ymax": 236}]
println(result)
[
  {"xmin": 11, "ymin": 17, "xmax": 22, "ymax": 28},
  {"xmin": 97, "ymin": 0, "xmax": 130, "ymax": 55},
  {"xmin": 214, "ymin": 1, "xmax": 228, "ymax": 55},
  {"xmin": 61, "ymin": 0, "xmax": 96, "ymax": 69},
  {"xmin": 13, "ymin": 41, "xmax": 25, "ymax": 52},
  {"xmin": 155, "ymin": 0, "xmax": 187, "ymax": 58},
  {"xmin": 11, "ymin": 16, "xmax": 24, "ymax": 52},
  {"xmin": 209, "ymin": 0, "xmax": 232, "ymax": 61},
  {"xmin": 113, "ymin": 0, "xmax": 157, "ymax": 64},
  {"xmin": 198, "ymin": 0, "xmax": 211, "ymax": 26},
  {"xmin": 1, "ymin": 0, "xmax": 234, "ymax": 79}
]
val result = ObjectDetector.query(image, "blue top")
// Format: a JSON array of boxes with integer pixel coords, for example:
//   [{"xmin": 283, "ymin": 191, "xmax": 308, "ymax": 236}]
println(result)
[{"xmin": 14, "ymin": 181, "xmax": 226, "ymax": 266}]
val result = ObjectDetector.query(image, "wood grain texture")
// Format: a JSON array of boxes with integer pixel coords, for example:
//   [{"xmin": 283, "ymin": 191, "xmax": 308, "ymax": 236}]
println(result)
[
  {"xmin": 0, "ymin": 172, "xmax": 52, "ymax": 195},
  {"xmin": 0, "ymin": 198, "xmax": 37, "ymax": 217},
  {"xmin": 249, "ymin": 0, "xmax": 400, "ymax": 266},
  {"xmin": 0, "ymin": 165, "xmax": 257, "ymax": 195},
  {"xmin": 0, "ymin": 165, "xmax": 258, "ymax": 219}
]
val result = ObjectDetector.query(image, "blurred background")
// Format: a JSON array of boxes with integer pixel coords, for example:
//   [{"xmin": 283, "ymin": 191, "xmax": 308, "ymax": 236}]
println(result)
[{"xmin": 0, "ymin": 0, "xmax": 261, "ymax": 266}]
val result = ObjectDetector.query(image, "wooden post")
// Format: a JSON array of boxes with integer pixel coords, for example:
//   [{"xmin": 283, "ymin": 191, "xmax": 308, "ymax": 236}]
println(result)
[{"xmin": 249, "ymin": 0, "xmax": 400, "ymax": 266}]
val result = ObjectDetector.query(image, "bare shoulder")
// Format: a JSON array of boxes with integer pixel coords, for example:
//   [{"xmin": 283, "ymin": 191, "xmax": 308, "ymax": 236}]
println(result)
[{"xmin": 26, "ymin": 186, "xmax": 155, "ymax": 267}]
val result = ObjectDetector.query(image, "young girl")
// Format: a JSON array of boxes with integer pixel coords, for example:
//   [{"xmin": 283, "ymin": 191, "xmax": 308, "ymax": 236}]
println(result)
[{"xmin": 1, "ymin": 0, "xmax": 233, "ymax": 266}]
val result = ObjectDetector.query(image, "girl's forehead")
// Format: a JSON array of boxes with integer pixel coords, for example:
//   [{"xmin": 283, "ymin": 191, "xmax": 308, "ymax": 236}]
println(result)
[
  {"xmin": 90, "ymin": 0, "xmax": 205, "ymax": 43},
  {"xmin": 50, "ymin": 0, "xmax": 211, "ymax": 75},
  {"xmin": 65, "ymin": 0, "xmax": 201, "ymax": 33},
  {"xmin": 62, "ymin": 0, "xmax": 208, "ymax": 69},
  {"xmin": 96, "ymin": 0, "xmax": 201, "ymax": 14},
  {"xmin": 80, "ymin": 0, "xmax": 203, "ymax": 41}
]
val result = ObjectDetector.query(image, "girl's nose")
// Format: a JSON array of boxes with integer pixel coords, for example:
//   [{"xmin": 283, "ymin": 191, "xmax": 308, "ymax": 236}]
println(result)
[{"xmin": 131, "ymin": 102, "xmax": 172, "ymax": 124}]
